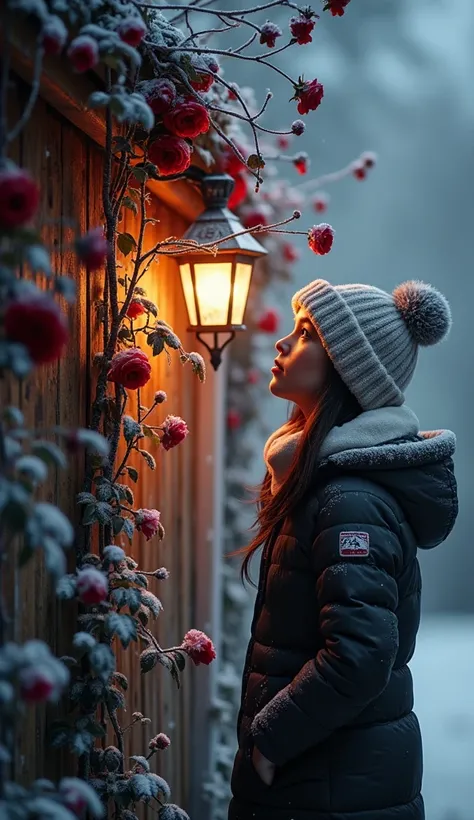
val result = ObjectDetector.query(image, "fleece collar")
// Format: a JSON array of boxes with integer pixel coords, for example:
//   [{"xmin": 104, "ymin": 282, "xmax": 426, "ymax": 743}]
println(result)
[{"xmin": 264, "ymin": 405, "xmax": 455, "ymax": 496}]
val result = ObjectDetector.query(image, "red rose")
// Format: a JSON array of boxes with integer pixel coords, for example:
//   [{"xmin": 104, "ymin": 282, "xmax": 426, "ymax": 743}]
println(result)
[
  {"xmin": 126, "ymin": 300, "xmax": 146, "ymax": 320},
  {"xmin": 118, "ymin": 16, "xmax": 147, "ymax": 47},
  {"xmin": 135, "ymin": 508, "xmax": 162, "ymax": 541},
  {"xmin": 277, "ymin": 135, "xmax": 290, "ymax": 150},
  {"xmin": 227, "ymin": 173, "xmax": 248, "ymax": 210},
  {"xmin": 160, "ymin": 415, "xmax": 189, "ymax": 451},
  {"xmin": 308, "ymin": 223, "xmax": 334, "ymax": 255},
  {"xmin": 257, "ymin": 308, "xmax": 280, "ymax": 334},
  {"xmin": 181, "ymin": 629, "xmax": 216, "ymax": 666},
  {"xmin": 295, "ymin": 78, "xmax": 324, "ymax": 115},
  {"xmin": 148, "ymin": 135, "xmax": 191, "ymax": 177},
  {"xmin": 227, "ymin": 409, "xmax": 242, "ymax": 431},
  {"xmin": 61, "ymin": 787, "xmax": 87, "ymax": 818},
  {"xmin": 0, "ymin": 167, "xmax": 40, "ymax": 229},
  {"xmin": 283, "ymin": 243, "xmax": 300, "ymax": 263},
  {"xmin": 290, "ymin": 16, "xmax": 316, "ymax": 45},
  {"xmin": 141, "ymin": 78, "xmax": 177, "ymax": 116},
  {"xmin": 4, "ymin": 296, "xmax": 68, "ymax": 364},
  {"xmin": 107, "ymin": 347, "xmax": 151, "ymax": 390},
  {"xmin": 190, "ymin": 72, "xmax": 214, "ymax": 93},
  {"xmin": 312, "ymin": 193, "xmax": 329, "ymax": 213},
  {"xmin": 259, "ymin": 22, "xmax": 282, "ymax": 48},
  {"xmin": 67, "ymin": 35, "xmax": 99, "ymax": 73},
  {"xmin": 75, "ymin": 227, "xmax": 108, "ymax": 271},
  {"xmin": 42, "ymin": 16, "xmax": 68, "ymax": 56},
  {"xmin": 76, "ymin": 567, "xmax": 108, "ymax": 605},
  {"xmin": 243, "ymin": 210, "xmax": 268, "ymax": 230},
  {"xmin": 323, "ymin": 0, "xmax": 351, "ymax": 17},
  {"xmin": 228, "ymin": 83, "xmax": 239, "ymax": 101},
  {"xmin": 163, "ymin": 98, "xmax": 210, "ymax": 139},
  {"xmin": 19, "ymin": 668, "xmax": 56, "ymax": 704}
]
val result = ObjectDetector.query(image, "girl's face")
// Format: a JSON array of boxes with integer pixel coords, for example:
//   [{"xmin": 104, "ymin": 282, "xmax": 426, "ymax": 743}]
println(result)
[{"xmin": 270, "ymin": 308, "xmax": 330, "ymax": 415}]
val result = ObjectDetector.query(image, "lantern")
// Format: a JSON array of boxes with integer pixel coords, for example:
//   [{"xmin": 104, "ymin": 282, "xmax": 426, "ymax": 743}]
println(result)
[{"xmin": 176, "ymin": 173, "xmax": 267, "ymax": 370}]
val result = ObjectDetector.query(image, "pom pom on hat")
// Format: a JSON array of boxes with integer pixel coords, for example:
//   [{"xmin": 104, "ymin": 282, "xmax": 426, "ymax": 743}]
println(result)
[{"xmin": 392, "ymin": 280, "xmax": 451, "ymax": 347}]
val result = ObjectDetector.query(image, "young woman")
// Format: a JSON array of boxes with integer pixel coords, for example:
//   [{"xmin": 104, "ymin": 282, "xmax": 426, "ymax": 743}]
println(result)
[{"xmin": 228, "ymin": 279, "xmax": 458, "ymax": 820}]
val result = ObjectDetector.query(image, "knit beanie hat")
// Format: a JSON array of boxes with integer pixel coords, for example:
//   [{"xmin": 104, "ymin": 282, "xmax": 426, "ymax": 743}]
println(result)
[{"xmin": 291, "ymin": 279, "xmax": 452, "ymax": 410}]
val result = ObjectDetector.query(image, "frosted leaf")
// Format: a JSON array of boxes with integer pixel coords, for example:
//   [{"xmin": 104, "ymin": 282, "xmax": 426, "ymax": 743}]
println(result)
[
  {"xmin": 123, "ymin": 518, "xmax": 134, "ymax": 541},
  {"xmin": 0, "ymin": 680, "xmax": 14, "ymax": 703},
  {"xmin": 43, "ymin": 538, "xmax": 67, "ymax": 578},
  {"xmin": 25, "ymin": 244, "xmax": 52, "ymax": 275},
  {"xmin": 76, "ymin": 429, "xmax": 110, "ymax": 456},
  {"xmin": 147, "ymin": 774, "xmax": 171, "ymax": 802},
  {"xmin": 3, "ymin": 406, "xmax": 24, "ymax": 427},
  {"xmin": 123, "ymin": 415, "xmax": 141, "ymax": 443},
  {"xmin": 140, "ymin": 647, "xmax": 159, "ymax": 673},
  {"xmin": 130, "ymin": 755, "xmax": 150, "ymax": 772},
  {"xmin": 56, "ymin": 574, "xmax": 77, "ymax": 599},
  {"xmin": 73, "ymin": 632, "xmax": 96, "ymax": 651},
  {"xmin": 32, "ymin": 440, "xmax": 67, "ymax": 469},
  {"xmin": 26, "ymin": 796, "xmax": 77, "ymax": 820},
  {"xmin": 3, "ymin": 434, "xmax": 22, "ymax": 460},
  {"xmin": 26, "ymin": 502, "xmax": 73, "ymax": 548},
  {"xmin": 130, "ymin": 773, "xmax": 154, "ymax": 802},
  {"xmin": 54, "ymin": 275, "xmax": 76, "ymax": 303},
  {"xmin": 15, "ymin": 455, "xmax": 48, "ymax": 484},
  {"xmin": 0, "ymin": 341, "xmax": 33, "ymax": 377},
  {"xmin": 89, "ymin": 642, "xmax": 115, "ymax": 681},
  {"xmin": 7, "ymin": 0, "xmax": 49, "ymax": 22},
  {"xmin": 140, "ymin": 591, "xmax": 162, "ymax": 618},
  {"xmin": 103, "ymin": 544, "xmax": 125, "ymax": 564},
  {"xmin": 159, "ymin": 804, "xmax": 190, "ymax": 820},
  {"xmin": 88, "ymin": 91, "xmax": 110, "ymax": 108},
  {"xmin": 105, "ymin": 613, "xmax": 137, "ymax": 648}
]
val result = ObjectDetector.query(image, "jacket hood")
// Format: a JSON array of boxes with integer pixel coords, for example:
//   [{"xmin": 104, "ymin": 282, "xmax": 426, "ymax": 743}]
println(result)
[{"xmin": 319, "ymin": 406, "xmax": 458, "ymax": 549}]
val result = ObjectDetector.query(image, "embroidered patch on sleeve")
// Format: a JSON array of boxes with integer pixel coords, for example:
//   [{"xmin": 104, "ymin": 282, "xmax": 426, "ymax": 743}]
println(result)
[{"xmin": 339, "ymin": 531, "xmax": 370, "ymax": 557}]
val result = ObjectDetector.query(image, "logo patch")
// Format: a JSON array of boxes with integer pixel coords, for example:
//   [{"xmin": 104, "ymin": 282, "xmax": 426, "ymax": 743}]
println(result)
[{"xmin": 339, "ymin": 531, "xmax": 370, "ymax": 557}]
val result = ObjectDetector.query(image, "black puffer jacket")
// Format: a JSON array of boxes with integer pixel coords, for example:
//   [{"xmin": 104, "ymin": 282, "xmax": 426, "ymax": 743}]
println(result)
[{"xmin": 229, "ymin": 430, "xmax": 458, "ymax": 820}]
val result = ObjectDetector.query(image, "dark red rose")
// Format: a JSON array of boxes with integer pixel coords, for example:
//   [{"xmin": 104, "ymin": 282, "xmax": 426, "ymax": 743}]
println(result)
[
  {"xmin": 163, "ymin": 98, "xmax": 210, "ymax": 139},
  {"xmin": 4, "ymin": 296, "xmax": 68, "ymax": 364},
  {"xmin": 308, "ymin": 223, "xmax": 334, "ymax": 255},
  {"xmin": 148, "ymin": 135, "xmax": 191, "ymax": 176},
  {"xmin": 0, "ymin": 167, "xmax": 40, "ymax": 229},
  {"xmin": 290, "ymin": 15, "xmax": 316, "ymax": 44},
  {"xmin": 141, "ymin": 78, "xmax": 177, "ymax": 116},
  {"xmin": 107, "ymin": 347, "xmax": 151, "ymax": 390},
  {"xmin": 295, "ymin": 78, "xmax": 324, "ymax": 115},
  {"xmin": 118, "ymin": 17, "xmax": 147, "ymax": 47}
]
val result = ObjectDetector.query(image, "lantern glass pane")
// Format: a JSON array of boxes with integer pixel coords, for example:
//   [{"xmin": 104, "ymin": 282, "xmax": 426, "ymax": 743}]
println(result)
[
  {"xmin": 179, "ymin": 263, "xmax": 198, "ymax": 326},
  {"xmin": 194, "ymin": 262, "xmax": 233, "ymax": 326},
  {"xmin": 231, "ymin": 262, "xmax": 253, "ymax": 324}
]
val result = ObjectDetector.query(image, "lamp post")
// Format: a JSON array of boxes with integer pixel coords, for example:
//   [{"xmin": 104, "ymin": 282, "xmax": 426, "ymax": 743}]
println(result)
[{"xmin": 175, "ymin": 173, "xmax": 267, "ymax": 370}]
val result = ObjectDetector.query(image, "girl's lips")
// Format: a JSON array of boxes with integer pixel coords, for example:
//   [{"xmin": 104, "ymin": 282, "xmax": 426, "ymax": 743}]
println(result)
[{"xmin": 271, "ymin": 365, "xmax": 283, "ymax": 375}]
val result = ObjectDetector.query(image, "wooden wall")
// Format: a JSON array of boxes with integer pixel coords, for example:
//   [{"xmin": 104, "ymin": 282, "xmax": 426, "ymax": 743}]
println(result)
[{"xmin": 1, "ymin": 75, "xmax": 203, "ymax": 814}]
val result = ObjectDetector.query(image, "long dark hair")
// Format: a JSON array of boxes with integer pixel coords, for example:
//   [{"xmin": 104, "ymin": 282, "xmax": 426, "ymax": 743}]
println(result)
[{"xmin": 236, "ymin": 363, "xmax": 362, "ymax": 585}]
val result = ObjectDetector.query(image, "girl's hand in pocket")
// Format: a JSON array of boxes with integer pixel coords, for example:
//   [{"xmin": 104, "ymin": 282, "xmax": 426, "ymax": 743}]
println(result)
[{"xmin": 252, "ymin": 745, "xmax": 276, "ymax": 785}]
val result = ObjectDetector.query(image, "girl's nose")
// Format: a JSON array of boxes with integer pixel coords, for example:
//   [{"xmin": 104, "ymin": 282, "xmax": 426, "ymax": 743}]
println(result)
[{"xmin": 275, "ymin": 338, "xmax": 290, "ymax": 355}]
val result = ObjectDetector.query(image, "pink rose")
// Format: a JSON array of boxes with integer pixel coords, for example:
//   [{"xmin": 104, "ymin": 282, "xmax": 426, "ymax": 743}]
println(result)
[
  {"xmin": 181, "ymin": 629, "xmax": 216, "ymax": 666},
  {"xmin": 149, "ymin": 733, "xmax": 171, "ymax": 751},
  {"xmin": 107, "ymin": 347, "xmax": 151, "ymax": 390},
  {"xmin": 67, "ymin": 35, "xmax": 99, "ymax": 73},
  {"xmin": 160, "ymin": 415, "xmax": 189, "ymax": 451},
  {"xmin": 0, "ymin": 167, "xmax": 40, "ymax": 229},
  {"xmin": 118, "ymin": 17, "xmax": 147, "ymax": 47},
  {"xmin": 19, "ymin": 668, "xmax": 55, "ymax": 703},
  {"xmin": 136, "ymin": 508, "xmax": 162, "ymax": 541}
]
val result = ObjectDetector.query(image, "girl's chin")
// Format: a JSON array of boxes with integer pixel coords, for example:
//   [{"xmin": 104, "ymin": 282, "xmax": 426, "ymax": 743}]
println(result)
[{"xmin": 269, "ymin": 377, "xmax": 287, "ymax": 397}]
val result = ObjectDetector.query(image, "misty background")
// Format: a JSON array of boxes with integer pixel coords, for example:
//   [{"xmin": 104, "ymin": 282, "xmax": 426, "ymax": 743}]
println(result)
[{"xmin": 217, "ymin": 0, "xmax": 474, "ymax": 817}]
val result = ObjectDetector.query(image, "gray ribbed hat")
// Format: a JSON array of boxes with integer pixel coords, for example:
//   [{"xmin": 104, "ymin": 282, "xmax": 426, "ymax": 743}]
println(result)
[{"xmin": 292, "ymin": 279, "xmax": 452, "ymax": 410}]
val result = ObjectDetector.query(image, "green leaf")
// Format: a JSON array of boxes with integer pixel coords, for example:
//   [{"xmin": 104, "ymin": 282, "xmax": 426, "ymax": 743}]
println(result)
[
  {"xmin": 112, "ymin": 516, "xmax": 125, "ymax": 535},
  {"xmin": 112, "ymin": 136, "xmax": 133, "ymax": 153},
  {"xmin": 121, "ymin": 196, "xmax": 138, "ymax": 215},
  {"xmin": 32, "ymin": 440, "xmax": 67, "ymax": 469},
  {"xmin": 172, "ymin": 651, "xmax": 186, "ymax": 672},
  {"xmin": 112, "ymin": 672, "xmax": 129, "ymax": 691},
  {"xmin": 146, "ymin": 331, "xmax": 165, "ymax": 357},
  {"xmin": 126, "ymin": 466, "xmax": 138, "ymax": 483},
  {"xmin": 82, "ymin": 503, "xmax": 98, "ymax": 526},
  {"xmin": 140, "ymin": 647, "xmax": 159, "ymax": 673},
  {"xmin": 131, "ymin": 166, "xmax": 148, "ymax": 183},
  {"xmin": 141, "ymin": 424, "xmax": 160, "ymax": 444},
  {"xmin": 117, "ymin": 232, "xmax": 137, "ymax": 257},
  {"xmin": 138, "ymin": 450, "xmax": 156, "ymax": 470}
]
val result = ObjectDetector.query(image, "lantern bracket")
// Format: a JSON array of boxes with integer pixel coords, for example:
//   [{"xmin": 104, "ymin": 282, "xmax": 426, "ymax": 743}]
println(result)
[{"xmin": 196, "ymin": 331, "xmax": 236, "ymax": 372}]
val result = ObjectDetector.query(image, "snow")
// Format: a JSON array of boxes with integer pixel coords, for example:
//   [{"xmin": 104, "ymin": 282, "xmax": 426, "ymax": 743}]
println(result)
[{"xmin": 411, "ymin": 614, "xmax": 474, "ymax": 820}]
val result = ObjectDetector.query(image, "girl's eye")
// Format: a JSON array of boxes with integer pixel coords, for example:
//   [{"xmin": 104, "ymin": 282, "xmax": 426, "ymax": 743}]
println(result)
[{"xmin": 300, "ymin": 327, "xmax": 310, "ymax": 339}]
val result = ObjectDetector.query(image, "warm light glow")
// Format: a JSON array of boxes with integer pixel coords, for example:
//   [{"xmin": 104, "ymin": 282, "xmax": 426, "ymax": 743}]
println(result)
[
  {"xmin": 194, "ymin": 262, "xmax": 233, "ymax": 325},
  {"xmin": 179, "ymin": 262, "xmax": 198, "ymax": 326},
  {"xmin": 231, "ymin": 262, "xmax": 252, "ymax": 324}
]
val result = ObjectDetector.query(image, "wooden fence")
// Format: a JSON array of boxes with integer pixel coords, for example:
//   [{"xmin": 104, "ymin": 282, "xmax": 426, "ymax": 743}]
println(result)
[{"xmin": 1, "ymin": 70, "xmax": 211, "ymax": 814}]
